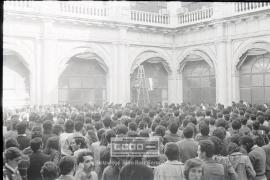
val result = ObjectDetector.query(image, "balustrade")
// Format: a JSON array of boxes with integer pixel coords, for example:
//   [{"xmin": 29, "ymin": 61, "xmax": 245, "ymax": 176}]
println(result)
[
  {"xmin": 131, "ymin": 10, "xmax": 170, "ymax": 25},
  {"xmin": 235, "ymin": 2, "xmax": 270, "ymax": 13},
  {"xmin": 178, "ymin": 7, "xmax": 213, "ymax": 25}
]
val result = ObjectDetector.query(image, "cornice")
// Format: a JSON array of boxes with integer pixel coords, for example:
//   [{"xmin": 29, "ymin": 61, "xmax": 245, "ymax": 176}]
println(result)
[{"xmin": 4, "ymin": 8, "xmax": 270, "ymax": 35}]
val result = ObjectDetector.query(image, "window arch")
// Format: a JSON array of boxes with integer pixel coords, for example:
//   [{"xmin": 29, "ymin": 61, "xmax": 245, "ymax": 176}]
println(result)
[
  {"xmin": 183, "ymin": 60, "xmax": 216, "ymax": 104},
  {"xmin": 239, "ymin": 53, "xmax": 270, "ymax": 104}
]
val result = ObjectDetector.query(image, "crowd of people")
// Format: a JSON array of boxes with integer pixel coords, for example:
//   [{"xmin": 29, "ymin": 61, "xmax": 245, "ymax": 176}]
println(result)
[{"xmin": 2, "ymin": 101, "xmax": 270, "ymax": 180}]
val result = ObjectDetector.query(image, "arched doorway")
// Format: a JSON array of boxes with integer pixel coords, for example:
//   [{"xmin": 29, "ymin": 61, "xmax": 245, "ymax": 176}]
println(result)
[
  {"xmin": 130, "ymin": 61, "xmax": 168, "ymax": 106},
  {"xmin": 239, "ymin": 53, "xmax": 270, "ymax": 104},
  {"xmin": 182, "ymin": 60, "xmax": 216, "ymax": 104},
  {"xmin": 58, "ymin": 56, "xmax": 107, "ymax": 105},
  {"xmin": 3, "ymin": 51, "xmax": 30, "ymax": 107}
]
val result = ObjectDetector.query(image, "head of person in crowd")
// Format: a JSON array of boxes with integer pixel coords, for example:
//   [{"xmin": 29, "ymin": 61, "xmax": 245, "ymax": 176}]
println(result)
[
  {"xmin": 164, "ymin": 142, "xmax": 179, "ymax": 161},
  {"xmin": 58, "ymin": 156, "xmax": 76, "ymax": 176},
  {"xmin": 64, "ymin": 120, "xmax": 74, "ymax": 133},
  {"xmin": 5, "ymin": 138, "xmax": 19, "ymax": 149},
  {"xmin": 70, "ymin": 136, "xmax": 87, "ymax": 153},
  {"xmin": 139, "ymin": 129, "xmax": 150, "ymax": 137},
  {"xmin": 138, "ymin": 121, "xmax": 148, "ymax": 130},
  {"xmin": 199, "ymin": 122, "xmax": 209, "ymax": 137},
  {"xmin": 77, "ymin": 151, "xmax": 94, "ymax": 173},
  {"xmin": 43, "ymin": 120, "xmax": 53, "ymax": 134},
  {"xmin": 103, "ymin": 116, "xmax": 112, "ymax": 129},
  {"xmin": 105, "ymin": 129, "xmax": 116, "ymax": 144},
  {"xmin": 212, "ymin": 127, "xmax": 226, "ymax": 141},
  {"xmin": 168, "ymin": 121, "xmax": 179, "ymax": 135},
  {"xmin": 253, "ymin": 135, "xmax": 266, "ymax": 147},
  {"xmin": 74, "ymin": 121, "xmax": 84, "ymax": 133},
  {"xmin": 209, "ymin": 136, "xmax": 222, "ymax": 156},
  {"xmin": 40, "ymin": 161, "xmax": 59, "ymax": 180},
  {"xmin": 31, "ymin": 130, "xmax": 43, "ymax": 139},
  {"xmin": 115, "ymin": 124, "xmax": 128, "ymax": 137},
  {"xmin": 227, "ymin": 142, "xmax": 241, "ymax": 155},
  {"xmin": 16, "ymin": 121, "xmax": 27, "ymax": 135},
  {"xmin": 230, "ymin": 134, "xmax": 241, "ymax": 145},
  {"xmin": 183, "ymin": 126, "xmax": 194, "ymax": 139},
  {"xmin": 154, "ymin": 125, "xmax": 166, "ymax": 137},
  {"xmin": 45, "ymin": 136, "xmax": 60, "ymax": 153},
  {"xmin": 52, "ymin": 124, "xmax": 63, "ymax": 136},
  {"xmin": 30, "ymin": 137, "xmax": 43, "ymax": 153},
  {"xmin": 198, "ymin": 140, "xmax": 215, "ymax": 160},
  {"xmin": 94, "ymin": 121, "xmax": 104, "ymax": 131},
  {"xmin": 184, "ymin": 158, "xmax": 203, "ymax": 180},
  {"xmin": 96, "ymin": 129, "xmax": 106, "ymax": 142},
  {"xmin": 232, "ymin": 119, "xmax": 241, "ymax": 131},
  {"xmin": 5, "ymin": 147, "xmax": 22, "ymax": 169},
  {"xmin": 215, "ymin": 118, "xmax": 228, "ymax": 130},
  {"xmin": 240, "ymin": 135, "xmax": 254, "ymax": 153},
  {"xmin": 252, "ymin": 120, "xmax": 260, "ymax": 131},
  {"xmin": 128, "ymin": 121, "xmax": 137, "ymax": 132}
]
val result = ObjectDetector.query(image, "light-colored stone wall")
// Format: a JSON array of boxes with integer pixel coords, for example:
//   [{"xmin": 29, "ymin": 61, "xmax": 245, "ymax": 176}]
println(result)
[{"xmin": 3, "ymin": 2, "xmax": 270, "ymax": 106}]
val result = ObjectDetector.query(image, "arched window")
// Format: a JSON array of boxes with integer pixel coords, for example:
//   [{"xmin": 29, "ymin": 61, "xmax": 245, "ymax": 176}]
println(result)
[
  {"xmin": 183, "ymin": 60, "xmax": 216, "ymax": 104},
  {"xmin": 130, "ymin": 61, "xmax": 168, "ymax": 105},
  {"xmin": 58, "ymin": 58, "xmax": 106, "ymax": 105},
  {"xmin": 239, "ymin": 53, "xmax": 270, "ymax": 104},
  {"xmin": 3, "ymin": 54, "xmax": 30, "ymax": 107}
]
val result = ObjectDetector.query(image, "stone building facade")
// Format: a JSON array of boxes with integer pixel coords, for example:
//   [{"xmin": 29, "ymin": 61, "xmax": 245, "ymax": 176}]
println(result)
[{"xmin": 3, "ymin": 1, "xmax": 270, "ymax": 107}]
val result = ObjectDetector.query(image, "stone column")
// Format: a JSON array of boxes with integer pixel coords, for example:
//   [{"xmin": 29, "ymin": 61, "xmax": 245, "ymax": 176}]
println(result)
[
  {"xmin": 39, "ymin": 19, "xmax": 59, "ymax": 105},
  {"xmin": 215, "ymin": 22, "xmax": 228, "ymax": 106}
]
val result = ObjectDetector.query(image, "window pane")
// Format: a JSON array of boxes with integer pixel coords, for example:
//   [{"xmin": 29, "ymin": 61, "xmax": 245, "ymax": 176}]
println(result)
[
  {"xmin": 201, "ymin": 88, "xmax": 210, "ymax": 103},
  {"xmin": 201, "ymin": 77, "xmax": 210, "ymax": 87},
  {"xmin": 251, "ymin": 87, "xmax": 264, "ymax": 104},
  {"xmin": 190, "ymin": 78, "xmax": 200, "ymax": 87},
  {"xmin": 59, "ymin": 78, "xmax": 69, "ymax": 88},
  {"xmin": 265, "ymin": 74, "xmax": 270, "ymax": 86},
  {"xmin": 252, "ymin": 75, "xmax": 263, "ymax": 86},
  {"xmin": 161, "ymin": 89, "xmax": 168, "ymax": 101},
  {"xmin": 240, "ymin": 88, "xmax": 251, "ymax": 103},
  {"xmin": 69, "ymin": 78, "xmax": 81, "ymax": 88},
  {"xmin": 209, "ymin": 77, "xmax": 216, "ymax": 87},
  {"xmin": 58, "ymin": 89, "xmax": 68, "ymax": 101},
  {"xmin": 240, "ymin": 75, "xmax": 250, "ymax": 87},
  {"xmin": 68, "ymin": 89, "xmax": 82, "ymax": 102},
  {"xmin": 265, "ymin": 87, "xmax": 270, "ymax": 103},
  {"xmin": 190, "ymin": 88, "xmax": 201, "ymax": 104}
]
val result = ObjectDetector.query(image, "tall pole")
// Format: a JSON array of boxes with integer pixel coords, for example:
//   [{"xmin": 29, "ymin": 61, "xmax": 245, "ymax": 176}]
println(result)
[{"xmin": 136, "ymin": 65, "xmax": 150, "ymax": 107}]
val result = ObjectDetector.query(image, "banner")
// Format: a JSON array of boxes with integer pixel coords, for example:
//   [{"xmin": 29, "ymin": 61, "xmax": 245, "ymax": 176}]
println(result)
[{"xmin": 111, "ymin": 137, "xmax": 159, "ymax": 157}]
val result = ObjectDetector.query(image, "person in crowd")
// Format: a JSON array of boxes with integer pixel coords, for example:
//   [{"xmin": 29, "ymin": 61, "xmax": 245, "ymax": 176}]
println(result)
[
  {"xmin": 163, "ymin": 121, "xmax": 181, "ymax": 144},
  {"xmin": 249, "ymin": 136, "xmax": 267, "ymax": 180},
  {"xmin": 75, "ymin": 151, "xmax": 98, "ymax": 180},
  {"xmin": 197, "ymin": 140, "xmax": 225, "ymax": 180},
  {"xmin": 154, "ymin": 142, "xmax": 184, "ymax": 180},
  {"xmin": 57, "ymin": 156, "xmax": 76, "ymax": 180},
  {"xmin": 239, "ymin": 116, "xmax": 251, "ymax": 136},
  {"xmin": 195, "ymin": 121, "xmax": 210, "ymax": 141},
  {"xmin": 42, "ymin": 120, "xmax": 55, "ymax": 148},
  {"xmin": 43, "ymin": 136, "xmax": 61, "ymax": 164},
  {"xmin": 119, "ymin": 156, "xmax": 153, "ymax": 180},
  {"xmin": 59, "ymin": 120, "xmax": 74, "ymax": 156},
  {"xmin": 227, "ymin": 142, "xmax": 256, "ymax": 180},
  {"xmin": 209, "ymin": 136, "xmax": 237, "ymax": 180},
  {"xmin": 40, "ymin": 161, "xmax": 59, "ymax": 180},
  {"xmin": 101, "ymin": 156, "xmax": 122, "ymax": 180},
  {"xmin": 184, "ymin": 158, "xmax": 203, "ymax": 180},
  {"xmin": 176, "ymin": 126, "xmax": 198, "ymax": 163},
  {"xmin": 92, "ymin": 128, "xmax": 106, "ymax": 173},
  {"xmin": 70, "ymin": 136, "xmax": 90, "ymax": 158},
  {"xmin": 27, "ymin": 137, "xmax": 51, "ymax": 180},
  {"xmin": 16, "ymin": 121, "xmax": 31, "ymax": 151},
  {"xmin": 4, "ymin": 147, "xmax": 23, "ymax": 180},
  {"xmin": 262, "ymin": 142, "xmax": 270, "ymax": 180}
]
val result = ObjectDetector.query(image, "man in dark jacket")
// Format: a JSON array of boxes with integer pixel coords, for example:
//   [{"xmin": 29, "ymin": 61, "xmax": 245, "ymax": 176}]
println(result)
[
  {"xmin": 27, "ymin": 137, "xmax": 50, "ymax": 180},
  {"xmin": 119, "ymin": 156, "xmax": 153, "ymax": 180},
  {"xmin": 16, "ymin": 122, "xmax": 30, "ymax": 150}
]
